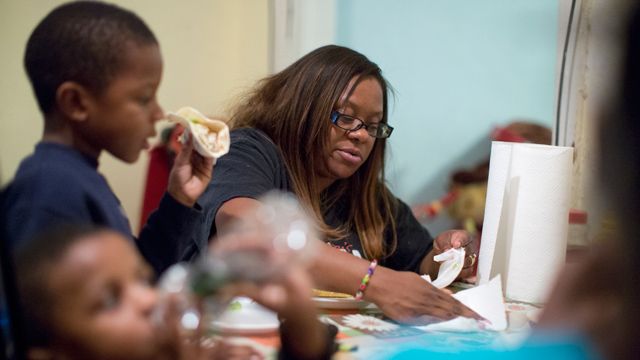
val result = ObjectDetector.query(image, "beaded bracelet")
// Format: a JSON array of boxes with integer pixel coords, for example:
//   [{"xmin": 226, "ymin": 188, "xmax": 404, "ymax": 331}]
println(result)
[{"xmin": 354, "ymin": 259, "xmax": 378, "ymax": 300}]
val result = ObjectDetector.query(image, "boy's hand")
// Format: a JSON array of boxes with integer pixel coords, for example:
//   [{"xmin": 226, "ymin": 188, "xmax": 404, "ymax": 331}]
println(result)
[{"xmin": 168, "ymin": 135, "xmax": 215, "ymax": 207}]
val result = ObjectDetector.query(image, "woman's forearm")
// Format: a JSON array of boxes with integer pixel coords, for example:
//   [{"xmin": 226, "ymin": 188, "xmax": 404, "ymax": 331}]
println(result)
[{"xmin": 309, "ymin": 245, "xmax": 380, "ymax": 295}]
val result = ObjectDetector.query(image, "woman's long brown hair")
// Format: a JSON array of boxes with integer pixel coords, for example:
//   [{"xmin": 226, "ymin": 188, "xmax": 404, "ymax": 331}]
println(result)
[{"xmin": 230, "ymin": 45, "xmax": 398, "ymax": 260}]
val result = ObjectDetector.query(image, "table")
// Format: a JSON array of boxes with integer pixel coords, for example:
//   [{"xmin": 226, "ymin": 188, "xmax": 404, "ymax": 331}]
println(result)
[{"xmin": 222, "ymin": 299, "xmax": 536, "ymax": 359}]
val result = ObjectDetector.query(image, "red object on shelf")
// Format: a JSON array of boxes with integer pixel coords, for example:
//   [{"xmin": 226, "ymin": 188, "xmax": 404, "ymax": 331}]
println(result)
[
  {"xmin": 419, "ymin": 189, "xmax": 459, "ymax": 218},
  {"xmin": 491, "ymin": 126, "xmax": 529, "ymax": 143},
  {"xmin": 569, "ymin": 209, "xmax": 588, "ymax": 224}
]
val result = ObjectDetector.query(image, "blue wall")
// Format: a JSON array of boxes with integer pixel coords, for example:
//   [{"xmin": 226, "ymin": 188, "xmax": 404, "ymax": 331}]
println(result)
[{"xmin": 336, "ymin": 0, "xmax": 558, "ymax": 233}]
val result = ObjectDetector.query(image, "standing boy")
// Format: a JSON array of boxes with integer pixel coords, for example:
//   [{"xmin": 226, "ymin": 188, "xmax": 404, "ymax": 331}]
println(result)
[{"xmin": 1, "ymin": 1, "xmax": 213, "ymax": 274}]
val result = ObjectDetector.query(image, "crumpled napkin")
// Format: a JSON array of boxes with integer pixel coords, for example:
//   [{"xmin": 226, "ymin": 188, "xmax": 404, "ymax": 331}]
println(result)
[{"xmin": 422, "ymin": 247, "xmax": 466, "ymax": 289}]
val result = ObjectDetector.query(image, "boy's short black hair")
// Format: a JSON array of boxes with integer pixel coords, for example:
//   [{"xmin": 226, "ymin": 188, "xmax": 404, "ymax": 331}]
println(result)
[
  {"xmin": 14, "ymin": 224, "xmax": 109, "ymax": 348},
  {"xmin": 24, "ymin": 1, "xmax": 158, "ymax": 115}
]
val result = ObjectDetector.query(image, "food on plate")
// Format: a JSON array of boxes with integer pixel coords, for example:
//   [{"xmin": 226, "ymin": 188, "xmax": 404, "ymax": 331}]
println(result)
[
  {"xmin": 312, "ymin": 289, "xmax": 354, "ymax": 299},
  {"xmin": 168, "ymin": 106, "xmax": 230, "ymax": 159}
]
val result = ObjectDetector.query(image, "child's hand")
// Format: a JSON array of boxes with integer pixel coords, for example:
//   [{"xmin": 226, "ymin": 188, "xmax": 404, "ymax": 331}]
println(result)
[
  {"xmin": 230, "ymin": 268, "xmax": 332, "ymax": 360},
  {"xmin": 233, "ymin": 266, "xmax": 315, "ymax": 318},
  {"xmin": 210, "ymin": 232, "xmax": 333, "ymax": 360},
  {"xmin": 167, "ymin": 134, "xmax": 215, "ymax": 207},
  {"xmin": 184, "ymin": 339, "xmax": 263, "ymax": 360},
  {"xmin": 157, "ymin": 294, "xmax": 263, "ymax": 360}
]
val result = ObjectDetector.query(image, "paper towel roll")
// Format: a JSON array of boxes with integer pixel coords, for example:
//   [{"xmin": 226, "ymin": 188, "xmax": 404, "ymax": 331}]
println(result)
[{"xmin": 476, "ymin": 142, "xmax": 573, "ymax": 304}]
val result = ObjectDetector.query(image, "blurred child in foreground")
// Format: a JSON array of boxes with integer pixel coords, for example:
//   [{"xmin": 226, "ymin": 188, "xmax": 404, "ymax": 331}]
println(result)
[{"xmin": 15, "ymin": 225, "xmax": 335, "ymax": 360}]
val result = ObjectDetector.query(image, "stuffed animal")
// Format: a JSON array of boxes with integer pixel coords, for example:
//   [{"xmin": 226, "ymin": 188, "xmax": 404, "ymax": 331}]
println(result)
[{"xmin": 415, "ymin": 121, "xmax": 552, "ymax": 235}]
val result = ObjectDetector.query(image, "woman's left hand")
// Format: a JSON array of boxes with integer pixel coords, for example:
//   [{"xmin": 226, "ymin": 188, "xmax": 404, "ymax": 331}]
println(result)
[
  {"xmin": 433, "ymin": 230, "xmax": 478, "ymax": 280},
  {"xmin": 167, "ymin": 134, "xmax": 215, "ymax": 207}
]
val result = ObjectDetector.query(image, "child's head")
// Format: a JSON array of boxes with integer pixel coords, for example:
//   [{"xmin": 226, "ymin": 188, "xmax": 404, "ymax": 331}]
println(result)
[
  {"xmin": 16, "ymin": 226, "xmax": 167, "ymax": 360},
  {"xmin": 25, "ymin": 1, "xmax": 165, "ymax": 163}
]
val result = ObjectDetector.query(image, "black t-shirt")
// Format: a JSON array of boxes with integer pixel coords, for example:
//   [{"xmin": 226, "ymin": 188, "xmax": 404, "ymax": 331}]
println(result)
[{"xmin": 196, "ymin": 128, "xmax": 433, "ymax": 273}]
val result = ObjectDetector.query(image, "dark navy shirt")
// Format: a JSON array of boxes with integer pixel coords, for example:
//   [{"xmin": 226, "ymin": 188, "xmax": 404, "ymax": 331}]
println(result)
[
  {"xmin": 1, "ymin": 142, "xmax": 204, "ymax": 274},
  {"xmin": 196, "ymin": 128, "xmax": 434, "ymax": 272}
]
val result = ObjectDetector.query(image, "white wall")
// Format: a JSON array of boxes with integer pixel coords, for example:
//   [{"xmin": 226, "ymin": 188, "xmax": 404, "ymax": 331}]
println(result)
[
  {"xmin": 271, "ymin": 0, "xmax": 336, "ymax": 72},
  {"xmin": 0, "ymin": 0, "xmax": 270, "ymax": 234}
]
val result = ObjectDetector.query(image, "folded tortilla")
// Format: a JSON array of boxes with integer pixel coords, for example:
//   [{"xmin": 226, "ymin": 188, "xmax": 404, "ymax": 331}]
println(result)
[{"xmin": 168, "ymin": 106, "xmax": 230, "ymax": 159}]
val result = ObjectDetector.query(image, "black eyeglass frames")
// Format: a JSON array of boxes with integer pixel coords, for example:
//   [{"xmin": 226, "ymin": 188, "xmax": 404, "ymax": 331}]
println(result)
[{"xmin": 330, "ymin": 110, "xmax": 394, "ymax": 139}]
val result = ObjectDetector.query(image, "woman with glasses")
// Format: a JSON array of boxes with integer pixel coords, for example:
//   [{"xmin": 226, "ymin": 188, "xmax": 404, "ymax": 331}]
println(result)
[{"xmin": 193, "ymin": 45, "xmax": 480, "ymax": 323}]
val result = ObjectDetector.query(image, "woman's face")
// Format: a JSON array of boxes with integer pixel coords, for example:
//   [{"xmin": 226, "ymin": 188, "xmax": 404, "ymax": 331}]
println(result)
[{"xmin": 318, "ymin": 76, "xmax": 384, "ymax": 190}]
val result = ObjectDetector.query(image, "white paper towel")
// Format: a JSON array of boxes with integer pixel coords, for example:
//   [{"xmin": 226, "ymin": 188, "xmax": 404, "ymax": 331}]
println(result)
[
  {"xmin": 476, "ymin": 142, "xmax": 573, "ymax": 304},
  {"xmin": 419, "ymin": 275, "xmax": 507, "ymax": 332},
  {"xmin": 421, "ymin": 248, "xmax": 466, "ymax": 289}
]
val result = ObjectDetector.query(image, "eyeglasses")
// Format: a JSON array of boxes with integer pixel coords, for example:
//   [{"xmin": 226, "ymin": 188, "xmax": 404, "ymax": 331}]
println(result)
[{"xmin": 330, "ymin": 110, "xmax": 394, "ymax": 139}]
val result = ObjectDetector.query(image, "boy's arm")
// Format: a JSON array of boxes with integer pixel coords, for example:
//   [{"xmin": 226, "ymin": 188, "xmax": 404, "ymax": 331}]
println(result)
[
  {"xmin": 137, "ymin": 193, "xmax": 205, "ymax": 275},
  {"xmin": 138, "ymin": 139, "xmax": 215, "ymax": 275}
]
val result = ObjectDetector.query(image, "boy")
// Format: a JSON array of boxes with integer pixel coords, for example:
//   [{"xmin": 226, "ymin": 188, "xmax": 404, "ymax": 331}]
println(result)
[
  {"xmin": 15, "ymin": 225, "xmax": 335, "ymax": 360},
  {"xmin": 0, "ymin": 1, "xmax": 212, "ymax": 273}
]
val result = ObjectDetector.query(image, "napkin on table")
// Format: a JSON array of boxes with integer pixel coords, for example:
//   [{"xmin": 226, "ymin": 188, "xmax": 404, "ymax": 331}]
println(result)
[{"xmin": 418, "ymin": 275, "xmax": 507, "ymax": 332}]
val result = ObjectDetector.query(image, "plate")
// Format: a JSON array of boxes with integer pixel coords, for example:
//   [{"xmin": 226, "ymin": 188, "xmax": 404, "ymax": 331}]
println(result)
[
  {"xmin": 211, "ymin": 297, "xmax": 280, "ymax": 335},
  {"xmin": 312, "ymin": 296, "xmax": 371, "ymax": 310}
]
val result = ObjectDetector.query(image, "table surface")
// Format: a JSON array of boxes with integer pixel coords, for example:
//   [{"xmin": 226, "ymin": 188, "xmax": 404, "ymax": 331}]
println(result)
[{"xmin": 220, "ymin": 296, "xmax": 536, "ymax": 360}]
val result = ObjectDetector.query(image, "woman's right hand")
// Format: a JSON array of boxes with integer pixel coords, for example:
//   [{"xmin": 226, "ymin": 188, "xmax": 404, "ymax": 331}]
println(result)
[
  {"xmin": 308, "ymin": 245, "xmax": 481, "ymax": 325},
  {"xmin": 366, "ymin": 267, "xmax": 482, "ymax": 325}
]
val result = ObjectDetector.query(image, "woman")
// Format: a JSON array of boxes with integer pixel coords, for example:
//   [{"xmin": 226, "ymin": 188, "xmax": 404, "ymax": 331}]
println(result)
[{"xmin": 194, "ymin": 45, "xmax": 479, "ymax": 322}]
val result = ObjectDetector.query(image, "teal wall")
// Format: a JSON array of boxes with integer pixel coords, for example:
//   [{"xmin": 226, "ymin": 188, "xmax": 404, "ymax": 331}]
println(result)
[{"xmin": 336, "ymin": 0, "xmax": 558, "ymax": 233}]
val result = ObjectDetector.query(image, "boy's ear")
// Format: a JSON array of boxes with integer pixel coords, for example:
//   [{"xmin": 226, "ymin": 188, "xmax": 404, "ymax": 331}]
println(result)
[{"xmin": 55, "ymin": 81, "xmax": 93, "ymax": 123}]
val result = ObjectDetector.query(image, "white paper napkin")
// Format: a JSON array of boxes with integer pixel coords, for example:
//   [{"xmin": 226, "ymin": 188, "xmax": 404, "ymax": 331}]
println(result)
[
  {"xmin": 422, "ymin": 248, "xmax": 466, "ymax": 289},
  {"xmin": 418, "ymin": 276, "xmax": 507, "ymax": 332}
]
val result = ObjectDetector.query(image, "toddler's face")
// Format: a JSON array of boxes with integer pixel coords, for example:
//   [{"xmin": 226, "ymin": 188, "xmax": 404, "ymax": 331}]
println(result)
[
  {"xmin": 80, "ymin": 42, "xmax": 164, "ymax": 163},
  {"xmin": 43, "ymin": 232, "xmax": 167, "ymax": 360}
]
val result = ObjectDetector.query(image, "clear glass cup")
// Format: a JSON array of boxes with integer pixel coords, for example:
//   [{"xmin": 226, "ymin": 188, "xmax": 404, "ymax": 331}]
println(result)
[{"xmin": 154, "ymin": 191, "xmax": 318, "ymax": 334}]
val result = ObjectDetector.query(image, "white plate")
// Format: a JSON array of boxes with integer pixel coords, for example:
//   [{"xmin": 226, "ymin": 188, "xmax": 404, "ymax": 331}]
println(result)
[
  {"xmin": 211, "ymin": 297, "xmax": 279, "ymax": 335},
  {"xmin": 312, "ymin": 296, "xmax": 370, "ymax": 310}
]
